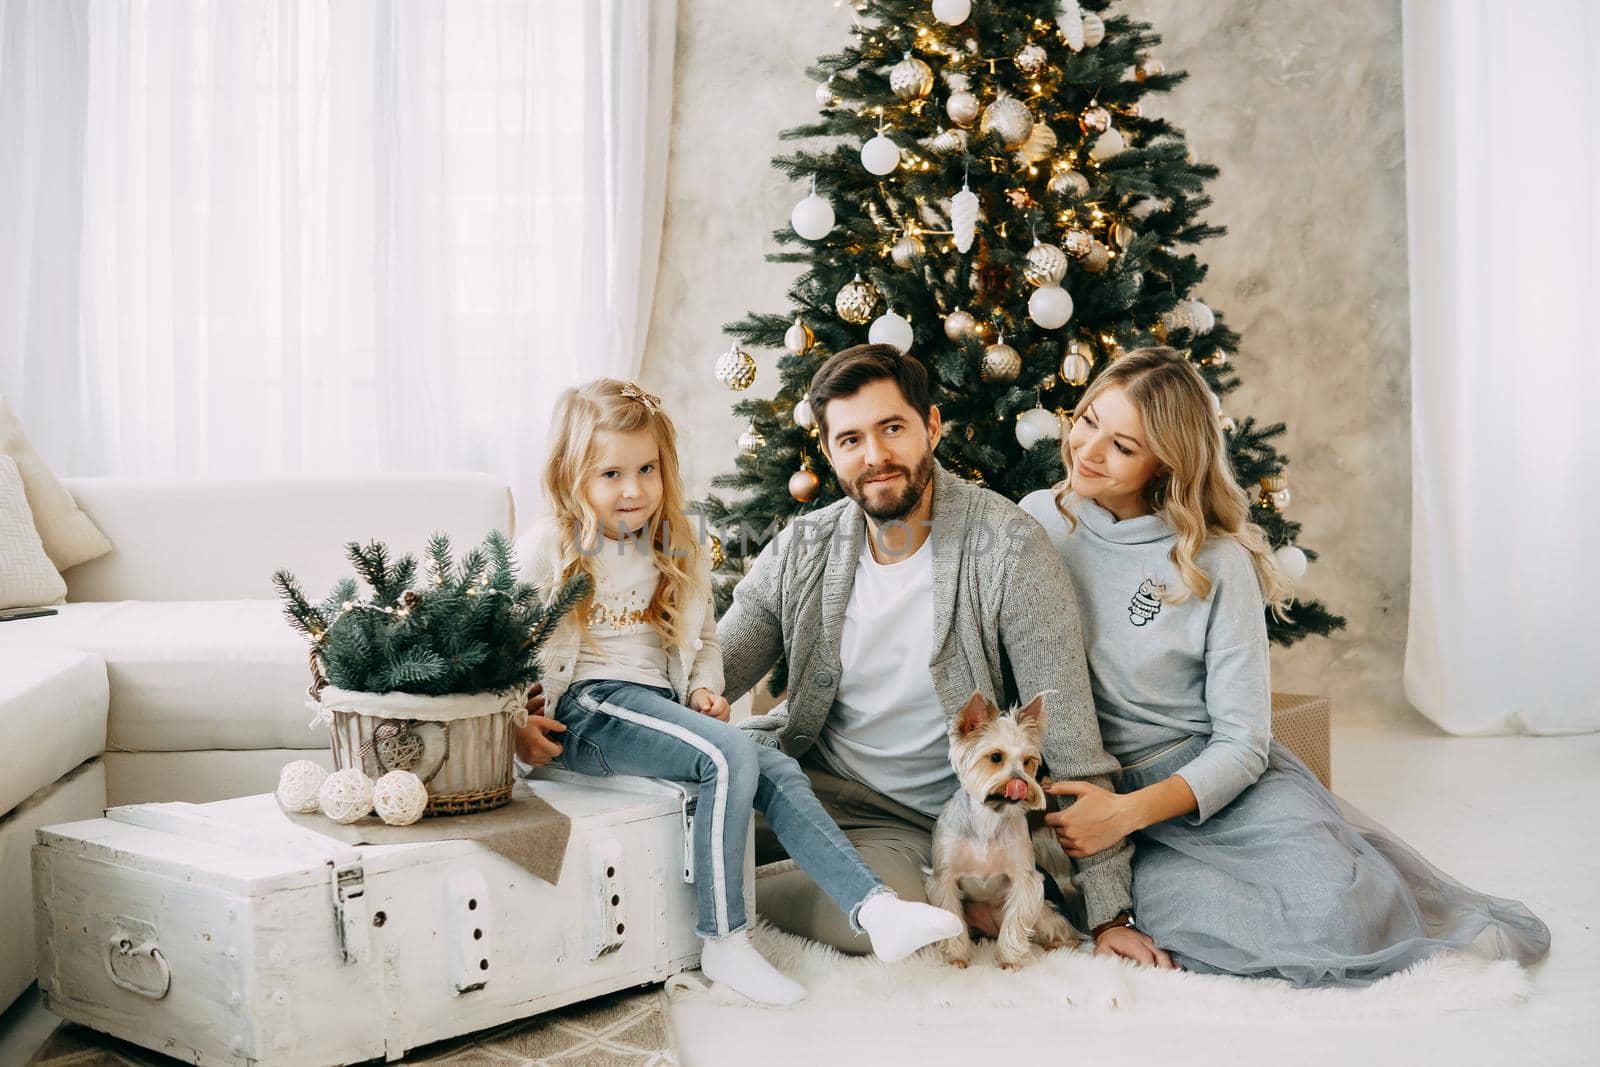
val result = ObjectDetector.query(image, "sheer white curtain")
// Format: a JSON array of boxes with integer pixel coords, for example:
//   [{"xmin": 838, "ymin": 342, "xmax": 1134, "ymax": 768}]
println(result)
[
  {"xmin": 1402, "ymin": 0, "xmax": 1600, "ymax": 734},
  {"xmin": 0, "ymin": 0, "xmax": 674, "ymax": 515}
]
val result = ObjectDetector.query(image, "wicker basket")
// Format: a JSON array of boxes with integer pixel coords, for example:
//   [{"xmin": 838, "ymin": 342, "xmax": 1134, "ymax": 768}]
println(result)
[{"xmin": 308, "ymin": 653, "xmax": 524, "ymax": 816}]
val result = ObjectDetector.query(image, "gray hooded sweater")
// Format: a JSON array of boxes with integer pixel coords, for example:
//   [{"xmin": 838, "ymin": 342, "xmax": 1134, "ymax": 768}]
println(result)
[{"xmin": 1019, "ymin": 489, "xmax": 1272, "ymax": 823}]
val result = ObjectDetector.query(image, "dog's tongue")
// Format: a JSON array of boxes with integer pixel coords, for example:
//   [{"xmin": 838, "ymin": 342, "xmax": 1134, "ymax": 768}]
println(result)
[{"xmin": 1004, "ymin": 778, "xmax": 1029, "ymax": 801}]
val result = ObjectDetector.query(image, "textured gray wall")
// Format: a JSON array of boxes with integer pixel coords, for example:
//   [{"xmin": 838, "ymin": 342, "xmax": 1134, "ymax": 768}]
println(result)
[{"xmin": 640, "ymin": 1, "xmax": 1411, "ymax": 722}]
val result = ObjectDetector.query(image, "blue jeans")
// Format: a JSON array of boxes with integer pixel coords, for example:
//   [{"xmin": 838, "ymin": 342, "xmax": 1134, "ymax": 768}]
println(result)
[{"xmin": 556, "ymin": 678, "xmax": 886, "ymax": 939}]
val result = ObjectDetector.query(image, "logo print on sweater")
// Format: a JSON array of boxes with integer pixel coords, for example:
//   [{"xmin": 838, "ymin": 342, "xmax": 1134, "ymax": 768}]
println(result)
[{"xmin": 1128, "ymin": 579, "xmax": 1164, "ymax": 627}]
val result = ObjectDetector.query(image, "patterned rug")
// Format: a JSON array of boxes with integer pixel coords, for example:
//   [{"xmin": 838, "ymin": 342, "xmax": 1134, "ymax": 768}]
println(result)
[{"xmin": 27, "ymin": 987, "xmax": 677, "ymax": 1066}]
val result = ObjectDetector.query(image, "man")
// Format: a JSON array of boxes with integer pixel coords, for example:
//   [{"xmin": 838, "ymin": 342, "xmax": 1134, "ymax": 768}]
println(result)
[{"xmin": 716, "ymin": 344, "xmax": 1167, "ymax": 965}]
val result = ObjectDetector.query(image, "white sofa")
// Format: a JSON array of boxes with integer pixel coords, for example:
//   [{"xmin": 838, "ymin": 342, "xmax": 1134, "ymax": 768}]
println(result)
[{"xmin": 0, "ymin": 472, "xmax": 515, "ymax": 1010}]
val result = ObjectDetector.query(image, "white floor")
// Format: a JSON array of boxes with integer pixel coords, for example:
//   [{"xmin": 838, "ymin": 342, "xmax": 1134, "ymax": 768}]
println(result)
[
  {"xmin": 669, "ymin": 706, "xmax": 1600, "ymax": 1067},
  {"xmin": 2, "ymin": 706, "xmax": 1596, "ymax": 1067}
]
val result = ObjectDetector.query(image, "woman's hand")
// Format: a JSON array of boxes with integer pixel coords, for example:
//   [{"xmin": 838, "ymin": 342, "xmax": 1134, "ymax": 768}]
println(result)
[
  {"xmin": 513, "ymin": 708, "xmax": 565, "ymax": 767},
  {"xmin": 523, "ymin": 681, "xmax": 547, "ymax": 719},
  {"xmin": 689, "ymin": 688, "xmax": 731, "ymax": 721},
  {"xmin": 1094, "ymin": 925, "xmax": 1176, "ymax": 969},
  {"xmin": 1042, "ymin": 778, "xmax": 1139, "ymax": 857}
]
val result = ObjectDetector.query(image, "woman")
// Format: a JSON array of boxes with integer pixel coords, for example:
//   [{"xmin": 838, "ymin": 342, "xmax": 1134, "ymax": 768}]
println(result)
[{"xmin": 1019, "ymin": 347, "xmax": 1549, "ymax": 986}]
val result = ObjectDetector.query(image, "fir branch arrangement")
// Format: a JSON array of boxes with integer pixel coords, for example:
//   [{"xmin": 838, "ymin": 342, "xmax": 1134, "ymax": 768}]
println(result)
[{"xmin": 273, "ymin": 530, "xmax": 590, "ymax": 697}]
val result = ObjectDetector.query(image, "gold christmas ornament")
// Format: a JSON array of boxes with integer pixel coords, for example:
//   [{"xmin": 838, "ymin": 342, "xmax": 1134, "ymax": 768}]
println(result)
[
  {"xmin": 1083, "ymin": 241, "xmax": 1111, "ymax": 273},
  {"xmin": 1203, "ymin": 347, "xmax": 1231, "ymax": 368},
  {"xmin": 980, "ymin": 336, "xmax": 1022, "ymax": 383},
  {"xmin": 1014, "ymin": 122, "xmax": 1057, "ymax": 165},
  {"xmin": 784, "ymin": 317, "xmax": 814, "ymax": 355},
  {"xmin": 835, "ymin": 274, "xmax": 881, "ymax": 324},
  {"xmin": 891, "ymin": 233, "xmax": 926, "ymax": 269},
  {"xmin": 943, "ymin": 307, "xmax": 978, "ymax": 341},
  {"xmin": 788, "ymin": 465, "xmax": 822, "ymax": 503},
  {"xmin": 1108, "ymin": 221, "xmax": 1135, "ymax": 249},
  {"xmin": 1079, "ymin": 104, "xmax": 1112, "ymax": 135},
  {"xmin": 890, "ymin": 54, "xmax": 935, "ymax": 100},
  {"xmin": 1014, "ymin": 43, "xmax": 1049, "ymax": 77},
  {"xmin": 1049, "ymin": 168, "xmax": 1090, "ymax": 199},
  {"xmin": 1063, "ymin": 227, "xmax": 1094, "ymax": 258},
  {"xmin": 714, "ymin": 343, "xmax": 758, "ymax": 390},
  {"xmin": 1024, "ymin": 241, "xmax": 1069, "ymax": 286},
  {"xmin": 709, "ymin": 533, "xmax": 725, "ymax": 569},
  {"xmin": 980, "ymin": 94, "xmax": 1034, "ymax": 150},
  {"xmin": 1135, "ymin": 55, "xmax": 1165, "ymax": 82},
  {"xmin": 737, "ymin": 424, "xmax": 765, "ymax": 455},
  {"xmin": 946, "ymin": 90, "xmax": 981, "ymax": 127},
  {"xmin": 1060, "ymin": 342, "xmax": 1095, "ymax": 386}
]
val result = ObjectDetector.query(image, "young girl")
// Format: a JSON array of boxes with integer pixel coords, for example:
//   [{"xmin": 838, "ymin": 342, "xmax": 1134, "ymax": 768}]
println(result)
[
  {"xmin": 515, "ymin": 378, "xmax": 959, "ymax": 1005},
  {"xmin": 1020, "ymin": 347, "xmax": 1550, "ymax": 986}
]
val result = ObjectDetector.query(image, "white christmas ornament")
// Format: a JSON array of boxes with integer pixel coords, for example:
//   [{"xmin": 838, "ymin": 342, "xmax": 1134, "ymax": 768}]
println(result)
[
  {"xmin": 793, "ymin": 399, "xmax": 815, "ymax": 429},
  {"xmin": 1058, "ymin": 0, "xmax": 1085, "ymax": 50},
  {"xmin": 784, "ymin": 317, "xmax": 814, "ymax": 354},
  {"xmin": 861, "ymin": 133, "xmax": 901, "ymax": 176},
  {"xmin": 980, "ymin": 95, "xmax": 1034, "ymax": 150},
  {"xmin": 318, "ymin": 768, "xmax": 374, "ymax": 825},
  {"xmin": 791, "ymin": 192, "xmax": 835, "ymax": 240},
  {"xmin": 372, "ymin": 769, "xmax": 429, "ymax": 826},
  {"xmin": 947, "ymin": 90, "xmax": 981, "ymax": 127},
  {"xmin": 950, "ymin": 183, "xmax": 980, "ymax": 252},
  {"xmin": 1015, "ymin": 407, "xmax": 1063, "ymax": 450},
  {"xmin": 276, "ymin": 760, "xmax": 328, "ymax": 814},
  {"xmin": 1274, "ymin": 544, "xmax": 1309, "ymax": 582},
  {"xmin": 868, "ymin": 310, "xmax": 914, "ymax": 353},
  {"xmin": 1082, "ymin": 13, "xmax": 1106, "ymax": 47},
  {"xmin": 932, "ymin": 0, "xmax": 971, "ymax": 26},
  {"xmin": 1090, "ymin": 128, "xmax": 1126, "ymax": 160},
  {"xmin": 816, "ymin": 78, "xmax": 840, "ymax": 110},
  {"xmin": 1028, "ymin": 285, "xmax": 1075, "ymax": 329},
  {"xmin": 1187, "ymin": 299, "xmax": 1216, "ymax": 334}
]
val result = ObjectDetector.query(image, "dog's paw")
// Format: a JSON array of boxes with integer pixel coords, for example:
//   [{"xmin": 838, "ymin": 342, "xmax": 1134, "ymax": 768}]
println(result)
[
  {"xmin": 947, "ymin": 956, "xmax": 970, "ymax": 969},
  {"xmin": 998, "ymin": 959, "xmax": 1026, "ymax": 971}
]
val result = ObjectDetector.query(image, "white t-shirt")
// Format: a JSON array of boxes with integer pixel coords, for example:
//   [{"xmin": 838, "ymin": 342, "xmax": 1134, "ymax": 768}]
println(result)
[
  {"xmin": 816, "ymin": 533, "xmax": 957, "ymax": 816},
  {"xmin": 570, "ymin": 537, "xmax": 673, "ymax": 692}
]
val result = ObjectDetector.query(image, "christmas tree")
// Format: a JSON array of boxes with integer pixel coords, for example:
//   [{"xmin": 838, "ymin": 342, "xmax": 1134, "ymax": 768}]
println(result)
[
  {"xmin": 699, "ymin": 0, "xmax": 1344, "ymax": 650},
  {"xmin": 274, "ymin": 531, "xmax": 590, "ymax": 696}
]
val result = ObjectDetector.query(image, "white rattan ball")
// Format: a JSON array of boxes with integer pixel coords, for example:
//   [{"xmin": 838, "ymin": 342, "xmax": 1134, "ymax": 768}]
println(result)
[
  {"xmin": 373, "ymin": 770, "xmax": 429, "ymax": 826},
  {"xmin": 318, "ymin": 768, "xmax": 375, "ymax": 824},
  {"xmin": 276, "ymin": 760, "xmax": 328, "ymax": 814}
]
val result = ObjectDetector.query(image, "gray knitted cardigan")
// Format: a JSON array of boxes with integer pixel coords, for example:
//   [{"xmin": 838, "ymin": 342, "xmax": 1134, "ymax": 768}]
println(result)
[{"xmin": 717, "ymin": 462, "xmax": 1133, "ymax": 930}]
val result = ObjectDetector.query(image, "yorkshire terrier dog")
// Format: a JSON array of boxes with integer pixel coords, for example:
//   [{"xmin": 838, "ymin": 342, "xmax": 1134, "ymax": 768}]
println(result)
[{"xmin": 926, "ymin": 692, "xmax": 1079, "ymax": 969}]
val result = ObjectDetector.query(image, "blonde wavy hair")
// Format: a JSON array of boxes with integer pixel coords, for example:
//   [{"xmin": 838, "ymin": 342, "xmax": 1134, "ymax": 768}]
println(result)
[
  {"xmin": 1053, "ymin": 347, "xmax": 1293, "ymax": 618},
  {"xmin": 542, "ymin": 379, "xmax": 702, "ymax": 651}
]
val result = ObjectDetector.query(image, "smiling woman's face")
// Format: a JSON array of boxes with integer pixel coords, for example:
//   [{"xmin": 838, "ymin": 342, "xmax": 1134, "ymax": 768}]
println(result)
[{"xmin": 1066, "ymin": 385, "xmax": 1164, "ymax": 518}]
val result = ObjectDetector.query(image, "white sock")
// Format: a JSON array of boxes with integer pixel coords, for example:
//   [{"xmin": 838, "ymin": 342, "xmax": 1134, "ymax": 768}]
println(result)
[
  {"xmin": 857, "ymin": 891, "xmax": 965, "ymax": 963},
  {"xmin": 700, "ymin": 929, "xmax": 807, "ymax": 1006}
]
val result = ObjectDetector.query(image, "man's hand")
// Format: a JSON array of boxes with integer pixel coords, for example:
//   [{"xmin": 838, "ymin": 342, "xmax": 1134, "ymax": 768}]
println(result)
[
  {"xmin": 1094, "ymin": 925, "xmax": 1176, "ymax": 969},
  {"xmin": 1042, "ymin": 778, "xmax": 1138, "ymax": 857},
  {"xmin": 523, "ymin": 681, "xmax": 547, "ymax": 719},
  {"xmin": 689, "ymin": 688, "xmax": 731, "ymax": 721},
  {"xmin": 513, "ymin": 706, "xmax": 565, "ymax": 768}
]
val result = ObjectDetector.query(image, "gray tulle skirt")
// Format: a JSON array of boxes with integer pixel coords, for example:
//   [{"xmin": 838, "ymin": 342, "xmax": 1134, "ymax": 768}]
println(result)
[{"xmin": 1116, "ymin": 735, "xmax": 1551, "ymax": 987}]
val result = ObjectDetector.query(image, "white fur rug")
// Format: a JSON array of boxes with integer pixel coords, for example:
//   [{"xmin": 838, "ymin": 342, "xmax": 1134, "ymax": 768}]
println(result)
[{"xmin": 664, "ymin": 924, "xmax": 1531, "ymax": 1020}]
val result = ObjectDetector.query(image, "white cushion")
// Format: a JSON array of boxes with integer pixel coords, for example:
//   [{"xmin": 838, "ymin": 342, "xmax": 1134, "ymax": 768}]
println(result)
[
  {"xmin": 61, "ymin": 472, "xmax": 514, "ymax": 602},
  {"xmin": 0, "ymin": 454, "xmax": 67, "ymax": 609},
  {"xmin": 106, "ymin": 748, "xmax": 332, "ymax": 807},
  {"xmin": 0, "ymin": 393, "xmax": 111, "ymax": 572},
  {"xmin": 5, "ymin": 601, "xmax": 324, "ymax": 752},
  {"xmin": 0, "ymin": 646, "xmax": 107, "ymax": 816}
]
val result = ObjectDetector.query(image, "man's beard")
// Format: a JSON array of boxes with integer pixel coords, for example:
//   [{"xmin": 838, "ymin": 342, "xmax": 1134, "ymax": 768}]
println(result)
[{"xmin": 843, "ymin": 448, "xmax": 935, "ymax": 522}]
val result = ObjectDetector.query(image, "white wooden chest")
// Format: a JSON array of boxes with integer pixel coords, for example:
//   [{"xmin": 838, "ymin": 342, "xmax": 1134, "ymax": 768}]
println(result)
[{"xmin": 32, "ymin": 771, "xmax": 729, "ymax": 1065}]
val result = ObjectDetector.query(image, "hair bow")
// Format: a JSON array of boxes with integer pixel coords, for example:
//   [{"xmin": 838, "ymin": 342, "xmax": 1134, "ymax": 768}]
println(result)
[{"xmin": 619, "ymin": 381, "xmax": 662, "ymax": 413}]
